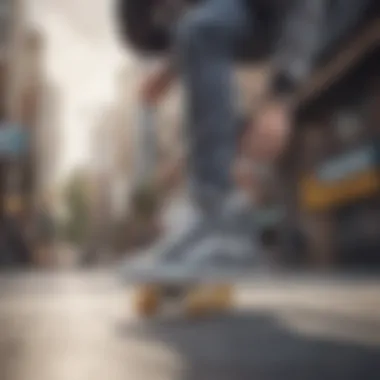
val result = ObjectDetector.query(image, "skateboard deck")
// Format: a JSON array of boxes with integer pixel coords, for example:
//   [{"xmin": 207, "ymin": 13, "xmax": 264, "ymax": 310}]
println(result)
[{"xmin": 120, "ymin": 248, "xmax": 254, "ymax": 317}]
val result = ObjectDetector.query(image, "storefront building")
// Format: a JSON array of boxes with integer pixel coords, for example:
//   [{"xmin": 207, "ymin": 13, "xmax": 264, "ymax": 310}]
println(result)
[{"xmin": 284, "ymin": 9, "xmax": 380, "ymax": 269}]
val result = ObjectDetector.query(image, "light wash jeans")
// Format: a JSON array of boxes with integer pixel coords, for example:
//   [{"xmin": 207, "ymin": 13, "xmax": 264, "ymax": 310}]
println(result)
[
  {"xmin": 175, "ymin": 0, "xmax": 250, "ymax": 213},
  {"xmin": 144, "ymin": 0, "xmax": 256, "ymax": 263}
]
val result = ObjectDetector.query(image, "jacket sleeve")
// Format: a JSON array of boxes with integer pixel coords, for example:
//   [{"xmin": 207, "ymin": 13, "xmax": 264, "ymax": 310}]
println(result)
[
  {"xmin": 270, "ymin": 0, "xmax": 329, "ymax": 96},
  {"xmin": 271, "ymin": 0, "xmax": 370, "ymax": 97}
]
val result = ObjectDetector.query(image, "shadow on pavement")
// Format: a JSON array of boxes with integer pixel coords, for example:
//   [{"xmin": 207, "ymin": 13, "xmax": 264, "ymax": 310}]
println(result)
[{"xmin": 117, "ymin": 309, "xmax": 380, "ymax": 380}]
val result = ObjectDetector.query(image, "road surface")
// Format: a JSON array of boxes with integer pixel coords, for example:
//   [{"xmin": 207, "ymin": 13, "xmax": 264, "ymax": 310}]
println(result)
[{"xmin": 0, "ymin": 271, "xmax": 379, "ymax": 380}]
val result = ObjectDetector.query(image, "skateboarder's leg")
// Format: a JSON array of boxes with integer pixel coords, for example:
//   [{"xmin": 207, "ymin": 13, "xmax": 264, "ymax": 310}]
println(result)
[
  {"xmin": 175, "ymin": 0, "xmax": 250, "ymax": 214},
  {"xmin": 158, "ymin": 0, "xmax": 261, "ymax": 265},
  {"xmin": 127, "ymin": 0, "xmax": 253, "ymax": 264}
]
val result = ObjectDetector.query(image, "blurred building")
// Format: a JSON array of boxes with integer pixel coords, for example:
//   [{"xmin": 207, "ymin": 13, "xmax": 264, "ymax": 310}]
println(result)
[
  {"xmin": 88, "ymin": 110, "xmax": 115, "ymax": 251},
  {"xmin": 0, "ymin": 0, "xmax": 45, "ymax": 220},
  {"xmin": 282, "ymin": 4, "xmax": 380, "ymax": 269},
  {"xmin": 0, "ymin": 0, "xmax": 63, "ymax": 265},
  {"xmin": 0, "ymin": 0, "xmax": 24, "ymax": 218},
  {"xmin": 11, "ymin": 27, "xmax": 62, "ymax": 216},
  {"xmin": 16, "ymin": 29, "xmax": 44, "ymax": 219},
  {"xmin": 35, "ymin": 83, "xmax": 62, "ymax": 203},
  {"xmin": 89, "ymin": 63, "xmax": 139, "ymax": 227},
  {"xmin": 0, "ymin": 0, "xmax": 38, "ymax": 266}
]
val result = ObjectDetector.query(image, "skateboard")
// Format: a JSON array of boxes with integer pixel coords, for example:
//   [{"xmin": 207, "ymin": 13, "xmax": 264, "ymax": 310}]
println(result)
[
  {"xmin": 126, "ymin": 101, "xmax": 236, "ymax": 318},
  {"xmin": 123, "ymin": 246, "xmax": 238, "ymax": 318},
  {"xmin": 134, "ymin": 282, "xmax": 234, "ymax": 318}
]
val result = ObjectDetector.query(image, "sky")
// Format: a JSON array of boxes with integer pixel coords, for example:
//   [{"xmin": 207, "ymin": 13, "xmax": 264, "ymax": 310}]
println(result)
[{"xmin": 29, "ymin": 0, "xmax": 133, "ymax": 182}]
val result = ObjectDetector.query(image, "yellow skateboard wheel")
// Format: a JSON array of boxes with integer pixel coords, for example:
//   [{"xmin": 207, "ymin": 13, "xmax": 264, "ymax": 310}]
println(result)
[
  {"xmin": 185, "ymin": 286, "xmax": 213, "ymax": 317},
  {"xmin": 185, "ymin": 284, "xmax": 233, "ymax": 317},
  {"xmin": 213, "ymin": 284, "xmax": 234, "ymax": 310},
  {"xmin": 185, "ymin": 284, "xmax": 234, "ymax": 317},
  {"xmin": 134, "ymin": 285, "xmax": 160, "ymax": 317}
]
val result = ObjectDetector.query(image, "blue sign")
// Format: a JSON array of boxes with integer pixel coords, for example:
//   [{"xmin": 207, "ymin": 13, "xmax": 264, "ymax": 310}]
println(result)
[
  {"xmin": 316, "ymin": 143, "xmax": 380, "ymax": 183},
  {"xmin": 0, "ymin": 123, "xmax": 28, "ymax": 157}
]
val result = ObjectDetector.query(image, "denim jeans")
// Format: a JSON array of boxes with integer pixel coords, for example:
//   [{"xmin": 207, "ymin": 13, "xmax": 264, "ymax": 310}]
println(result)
[{"xmin": 174, "ymin": 0, "xmax": 250, "ymax": 213}]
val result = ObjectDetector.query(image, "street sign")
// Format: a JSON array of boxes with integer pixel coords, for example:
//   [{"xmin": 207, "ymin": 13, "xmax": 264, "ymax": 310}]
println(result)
[{"xmin": 0, "ymin": 123, "xmax": 29, "ymax": 157}]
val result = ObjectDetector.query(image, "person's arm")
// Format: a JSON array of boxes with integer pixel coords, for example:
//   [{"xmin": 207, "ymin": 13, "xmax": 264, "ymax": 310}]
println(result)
[
  {"xmin": 269, "ymin": 0, "xmax": 329, "ymax": 104},
  {"xmin": 140, "ymin": 61, "xmax": 176, "ymax": 105},
  {"xmin": 156, "ymin": 152, "xmax": 185, "ymax": 194},
  {"xmin": 271, "ymin": 0, "xmax": 370, "ymax": 103}
]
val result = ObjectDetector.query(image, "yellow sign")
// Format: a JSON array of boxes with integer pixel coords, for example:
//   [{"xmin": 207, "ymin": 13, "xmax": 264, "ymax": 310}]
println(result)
[{"xmin": 300, "ymin": 169, "xmax": 380, "ymax": 211}]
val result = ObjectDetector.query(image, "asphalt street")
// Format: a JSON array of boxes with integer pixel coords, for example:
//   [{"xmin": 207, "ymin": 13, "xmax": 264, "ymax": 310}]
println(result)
[{"xmin": 0, "ymin": 271, "xmax": 379, "ymax": 380}]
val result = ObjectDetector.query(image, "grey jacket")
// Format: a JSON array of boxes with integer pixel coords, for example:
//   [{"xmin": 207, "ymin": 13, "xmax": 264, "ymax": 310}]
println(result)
[{"xmin": 265, "ymin": 0, "xmax": 372, "ymax": 94}]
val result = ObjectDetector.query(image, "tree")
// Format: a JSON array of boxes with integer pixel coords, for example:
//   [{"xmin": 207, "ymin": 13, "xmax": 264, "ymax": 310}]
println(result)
[{"xmin": 61, "ymin": 170, "xmax": 91, "ymax": 246}]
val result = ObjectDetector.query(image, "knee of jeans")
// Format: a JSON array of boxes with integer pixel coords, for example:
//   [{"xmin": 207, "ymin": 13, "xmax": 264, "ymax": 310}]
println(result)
[{"xmin": 176, "ymin": 11, "xmax": 227, "ymax": 51}]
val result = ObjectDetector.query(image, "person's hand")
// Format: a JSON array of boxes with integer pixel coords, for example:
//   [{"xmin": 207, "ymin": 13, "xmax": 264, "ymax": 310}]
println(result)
[
  {"xmin": 252, "ymin": 98, "xmax": 293, "ymax": 161},
  {"xmin": 140, "ymin": 64, "xmax": 174, "ymax": 104}
]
